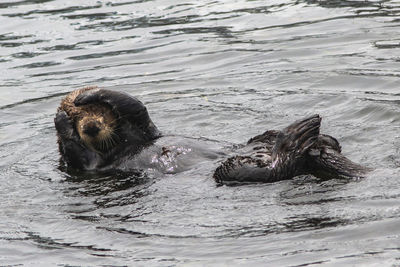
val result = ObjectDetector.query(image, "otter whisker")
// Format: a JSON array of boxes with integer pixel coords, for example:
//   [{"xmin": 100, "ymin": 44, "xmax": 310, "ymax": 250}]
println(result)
[{"xmin": 107, "ymin": 138, "xmax": 114, "ymax": 150}]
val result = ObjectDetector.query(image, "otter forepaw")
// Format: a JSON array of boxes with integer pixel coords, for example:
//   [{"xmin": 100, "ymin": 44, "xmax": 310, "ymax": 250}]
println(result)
[
  {"xmin": 74, "ymin": 88, "xmax": 102, "ymax": 106},
  {"xmin": 54, "ymin": 111, "xmax": 76, "ymax": 139},
  {"xmin": 74, "ymin": 89, "xmax": 146, "ymax": 119}
]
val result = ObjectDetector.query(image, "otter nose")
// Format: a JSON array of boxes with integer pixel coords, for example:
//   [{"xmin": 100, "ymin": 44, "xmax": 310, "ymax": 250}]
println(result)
[{"xmin": 83, "ymin": 122, "xmax": 100, "ymax": 137}]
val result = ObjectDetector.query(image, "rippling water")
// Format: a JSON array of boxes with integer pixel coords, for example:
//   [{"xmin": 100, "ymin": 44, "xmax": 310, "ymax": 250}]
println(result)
[{"xmin": 1, "ymin": 0, "xmax": 400, "ymax": 266}]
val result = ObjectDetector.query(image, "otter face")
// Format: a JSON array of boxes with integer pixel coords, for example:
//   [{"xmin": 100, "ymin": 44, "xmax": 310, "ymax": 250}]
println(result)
[{"xmin": 75, "ymin": 108, "xmax": 117, "ymax": 153}]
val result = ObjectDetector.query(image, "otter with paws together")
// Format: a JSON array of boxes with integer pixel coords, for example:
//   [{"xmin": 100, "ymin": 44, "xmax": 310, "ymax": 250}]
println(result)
[
  {"xmin": 55, "ymin": 86, "xmax": 220, "ymax": 174},
  {"xmin": 55, "ymin": 87, "xmax": 370, "ymax": 182}
]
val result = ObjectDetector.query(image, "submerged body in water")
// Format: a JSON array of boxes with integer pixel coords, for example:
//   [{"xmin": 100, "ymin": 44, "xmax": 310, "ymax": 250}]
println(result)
[{"xmin": 55, "ymin": 87, "xmax": 369, "ymax": 182}]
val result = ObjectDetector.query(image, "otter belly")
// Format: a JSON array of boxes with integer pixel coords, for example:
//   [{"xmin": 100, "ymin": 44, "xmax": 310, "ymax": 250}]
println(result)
[{"xmin": 110, "ymin": 136, "xmax": 225, "ymax": 175}]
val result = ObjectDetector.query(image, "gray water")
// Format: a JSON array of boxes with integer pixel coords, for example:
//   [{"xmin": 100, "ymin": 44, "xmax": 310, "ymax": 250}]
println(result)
[{"xmin": 1, "ymin": 0, "xmax": 400, "ymax": 266}]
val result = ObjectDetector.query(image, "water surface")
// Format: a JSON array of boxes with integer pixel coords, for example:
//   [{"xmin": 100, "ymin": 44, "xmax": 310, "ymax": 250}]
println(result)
[{"xmin": 1, "ymin": 0, "xmax": 400, "ymax": 266}]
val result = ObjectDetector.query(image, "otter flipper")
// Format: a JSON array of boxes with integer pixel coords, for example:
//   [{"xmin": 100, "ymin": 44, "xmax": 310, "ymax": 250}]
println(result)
[
  {"xmin": 271, "ymin": 114, "xmax": 321, "ymax": 169},
  {"xmin": 307, "ymin": 134, "xmax": 370, "ymax": 179},
  {"xmin": 214, "ymin": 156, "xmax": 274, "ymax": 184},
  {"xmin": 214, "ymin": 115, "xmax": 321, "ymax": 184},
  {"xmin": 55, "ymin": 111, "xmax": 102, "ymax": 170}
]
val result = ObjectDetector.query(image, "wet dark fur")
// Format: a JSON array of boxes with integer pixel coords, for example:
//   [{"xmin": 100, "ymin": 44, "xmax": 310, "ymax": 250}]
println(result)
[
  {"xmin": 214, "ymin": 115, "xmax": 370, "ymax": 184},
  {"xmin": 55, "ymin": 87, "xmax": 161, "ymax": 171},
  {"xmin": 58, "ymin": 86, "xmax": 118, "ymax": 153},
  {"xmin": 306, "ymin": 134, "xmax": 371, "ymax": 179}
]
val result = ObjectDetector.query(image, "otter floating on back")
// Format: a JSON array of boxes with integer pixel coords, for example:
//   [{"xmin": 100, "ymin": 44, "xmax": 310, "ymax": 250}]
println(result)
[
  {"xmin": 55, "ymin": 87, "xmax": 219, "ymax": 173},
  {"xmin": 55, "ymin": 87, "xmax": 370, "ymax": 182}
]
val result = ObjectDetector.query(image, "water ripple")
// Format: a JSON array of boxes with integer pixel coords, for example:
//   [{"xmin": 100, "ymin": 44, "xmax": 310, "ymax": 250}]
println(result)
[
  {"xmin": 4, "ymin": 3, "xmax": 102, "ymax": 18},
  {"xmin": 1, "ymin": 0, "xmax": 400, "ymax": 266}
]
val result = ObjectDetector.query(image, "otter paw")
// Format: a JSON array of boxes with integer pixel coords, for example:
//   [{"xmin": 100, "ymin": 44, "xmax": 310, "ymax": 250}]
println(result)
[
  {"xmin": 54, "ymin": 111, "xmax": 75, "ymax": 138},
  {"xmin": 74, "ymin": 88, "xmax": 102, "ymax": 106}
]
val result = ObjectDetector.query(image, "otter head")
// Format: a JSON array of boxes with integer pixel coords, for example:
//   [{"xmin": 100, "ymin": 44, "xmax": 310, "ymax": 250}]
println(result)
[{"xmin": 75, "ymin": 104, "xmax": 118, "ymax": 153}]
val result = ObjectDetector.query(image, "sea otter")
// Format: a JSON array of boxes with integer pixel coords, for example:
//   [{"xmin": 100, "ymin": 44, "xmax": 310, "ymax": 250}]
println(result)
[
  {"xmin": 213, "ymin": 115, "xmax": 370, "ymax": 184},
  {"xmin": 55, "ymin": 87, "xmax": 369, "ymax": 182},
  {"xmin": 55, "ymin": 86, "xmax": 221, "ymax": 173}
]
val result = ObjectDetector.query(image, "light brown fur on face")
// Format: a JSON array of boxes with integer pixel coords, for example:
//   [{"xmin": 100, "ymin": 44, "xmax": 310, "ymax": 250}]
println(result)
[{"xmin": 58, "ymin": 86, "xmax": 118, "ymax": 152}]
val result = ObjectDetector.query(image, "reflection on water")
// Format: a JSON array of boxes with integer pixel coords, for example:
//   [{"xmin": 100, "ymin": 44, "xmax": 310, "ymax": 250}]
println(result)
[{"xmin": 1, "ymin": 0, "xmax": 400, "ymax": 266}]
